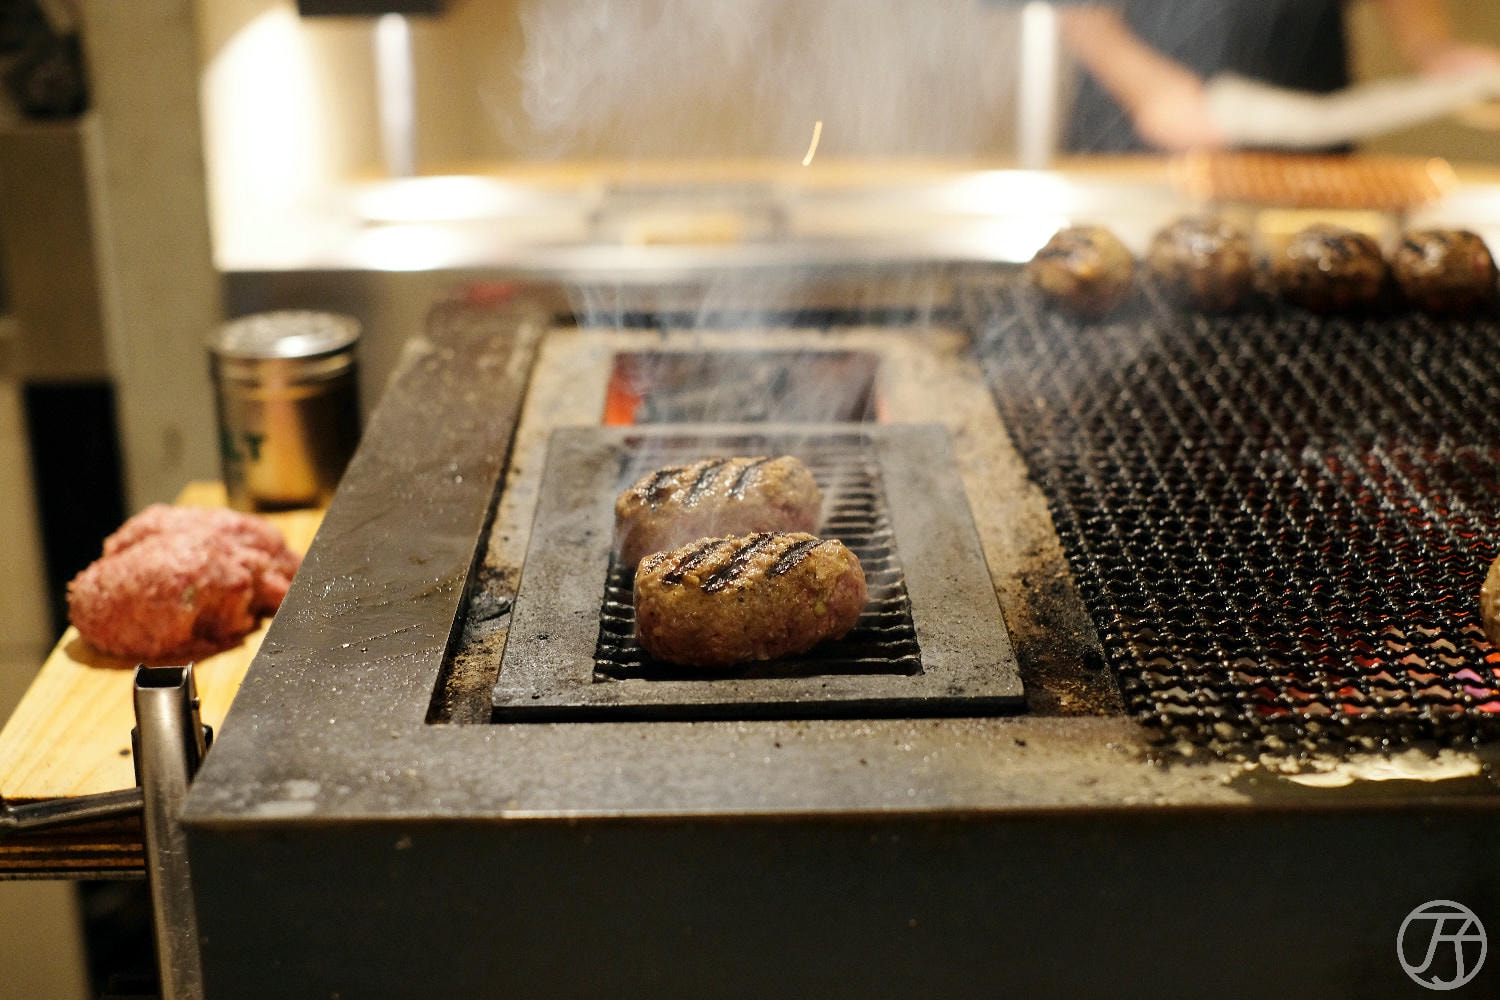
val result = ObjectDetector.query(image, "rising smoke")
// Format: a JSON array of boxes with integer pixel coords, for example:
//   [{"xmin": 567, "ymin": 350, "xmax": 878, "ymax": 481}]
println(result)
[
  {"xmin": 503, "ymin": 0, "xmax": 1021, "ymax": 160},
  {"xmin": 493, "ymin": 0, "xmax": 1015, "ymax": 426}
]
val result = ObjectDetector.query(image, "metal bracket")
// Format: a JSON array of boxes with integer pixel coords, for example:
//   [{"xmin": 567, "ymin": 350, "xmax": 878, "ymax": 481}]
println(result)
[
  {"xmin": 130, "ymin": 664, "xmax": 211, "ymax": 1000},
  {"xmin": 0, "ymin": 664, "xmax": 212, "ymax": 1000},
  {"xmin": 0, "ymin": 785, "xmax": 144, "ymax": 834}
]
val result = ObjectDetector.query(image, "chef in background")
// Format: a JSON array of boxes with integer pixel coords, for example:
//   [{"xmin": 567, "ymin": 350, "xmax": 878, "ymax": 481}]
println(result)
[{"xmin": 1060, "ymin": 0, "xmax": 1500, "ymax": 153}]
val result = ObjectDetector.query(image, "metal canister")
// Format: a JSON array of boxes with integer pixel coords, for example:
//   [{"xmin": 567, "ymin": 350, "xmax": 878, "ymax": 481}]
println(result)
[{"xmin": 208, "ymin": 310, "xmax": 361, "ymax": 512}]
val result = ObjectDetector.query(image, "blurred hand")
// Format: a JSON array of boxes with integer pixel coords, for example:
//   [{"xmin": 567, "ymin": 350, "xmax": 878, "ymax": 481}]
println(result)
[
  {"xmin": 1059, "ymin": 5, "xmax": 1227, "ymax": 152},
  {"xmin": 1418, "ymin": 42, "xmax": 1500, "ymax": 78}
]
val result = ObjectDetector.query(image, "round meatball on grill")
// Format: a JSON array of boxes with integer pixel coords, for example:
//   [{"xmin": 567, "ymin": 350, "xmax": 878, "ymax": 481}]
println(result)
[
  {"xmin": 1390, "ymin": 228, "xmax": 1498, "ymax": 317},
  {"xmin": 1146, "ymin": 215, "xmax": 1256, "ymax": 313},
  {"xmin": 614, "ymin": 455, "xmax": 822, "ymax": 567},
  {"xmin": 633, "ymin": 532, "xmax": 867, "ymax": 668},
  {"xmin": 1026, "ymin": 225, "xmax": 1136, "ymax": 319},
  {"xmin": 1483, "ymin": 556, "xmax": 1500, "ymax": 650},
  {"xmin": 1273, "ymin": 224, "xmax": 1388, "ymax": 314}
]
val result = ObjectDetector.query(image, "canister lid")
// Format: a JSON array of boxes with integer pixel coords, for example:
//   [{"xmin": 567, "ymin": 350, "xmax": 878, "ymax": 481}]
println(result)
[{"xmin": 209, "ymin": 311, "xmax": 360, "ymax": 361}]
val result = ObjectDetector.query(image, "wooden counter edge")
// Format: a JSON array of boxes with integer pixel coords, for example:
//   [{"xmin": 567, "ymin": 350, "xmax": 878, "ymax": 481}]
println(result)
[{"xmin": 0, "ymin": 484, "xmax": 322, "ymax": 879}]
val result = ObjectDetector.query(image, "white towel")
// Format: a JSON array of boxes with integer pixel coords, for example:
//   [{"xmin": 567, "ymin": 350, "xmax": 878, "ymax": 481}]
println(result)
[{"xmin": 1205, "ymin": 70, "xmax": 1500, "ymax": 149}]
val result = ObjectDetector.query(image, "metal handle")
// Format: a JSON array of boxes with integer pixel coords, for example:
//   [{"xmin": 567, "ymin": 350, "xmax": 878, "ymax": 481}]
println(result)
[
  {"xmin": 1, "ymin": 665, "xmax": 212, "ymax": 999},
  {"xmin": 0, "ymin": 786, "xmax": 144, "ymax": 835},
  {"xmin": 131, "ymin": 663, "xmax": 209, "ymax": 1000}
]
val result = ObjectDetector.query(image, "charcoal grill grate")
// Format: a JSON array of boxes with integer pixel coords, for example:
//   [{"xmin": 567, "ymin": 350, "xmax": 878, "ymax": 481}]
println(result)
[
  {"xmin": 970, "ymin": 279, "xmax": 1500, "ymax": 751},
  {"xmin": 594, "ymin": 440, "xmax": 922, "ymax": 681},
  {"xmin": 492, "ymin": 424, "xmax": 1024, "ymax": 721}
]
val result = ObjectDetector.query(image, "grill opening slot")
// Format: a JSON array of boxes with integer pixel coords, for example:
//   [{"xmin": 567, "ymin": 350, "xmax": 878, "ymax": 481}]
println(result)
[{"xmin": 604, "ymin": 350, "xmax": 880, "ymax": 425}]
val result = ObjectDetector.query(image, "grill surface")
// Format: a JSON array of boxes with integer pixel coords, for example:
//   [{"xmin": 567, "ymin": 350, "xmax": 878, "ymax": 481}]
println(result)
[
  {"xmin": 595, "ymin": 435, "xmax": 921, "ymax": 681},
  {"xmin": 972, "ymin": 278, "xmax": 1500, "ymax": 751},
  {"xmin": 492, "ymin": 423, "xmax": 1024, "ymax": 720}
]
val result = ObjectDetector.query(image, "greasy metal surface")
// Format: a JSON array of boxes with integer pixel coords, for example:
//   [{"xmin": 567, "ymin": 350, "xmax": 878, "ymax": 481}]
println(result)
[
  {"xmin": 492, "ymin": 425, "xmax": 1022, "ymax": 720},
  {"xmin": 972, "ymin": 275, "xmax": 1500, "ymax": 753},
  {"xmin": 0, "ymin": 787, "xmax": 142, "ymax": 835},
  {"xmin": 175, "ymin": 283, "xmax": 1161, "ymax": 829}
]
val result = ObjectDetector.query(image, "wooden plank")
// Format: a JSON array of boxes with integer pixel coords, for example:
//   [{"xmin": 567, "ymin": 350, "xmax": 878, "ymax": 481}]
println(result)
[{"xmin": 0, "ymin": 484, "xmax": 321, "ymax": 812}]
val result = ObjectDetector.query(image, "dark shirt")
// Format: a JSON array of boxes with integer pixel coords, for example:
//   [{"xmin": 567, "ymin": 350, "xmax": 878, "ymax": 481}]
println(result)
[{"xmin": 1065, "ymin": 0, "xmax": 1351, "ymax": 153}]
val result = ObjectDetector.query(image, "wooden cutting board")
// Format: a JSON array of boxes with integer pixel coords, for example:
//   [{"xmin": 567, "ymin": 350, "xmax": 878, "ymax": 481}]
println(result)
[{"xmin": 0, "ymin": 483, "xmax": 322, "ymax": 806}]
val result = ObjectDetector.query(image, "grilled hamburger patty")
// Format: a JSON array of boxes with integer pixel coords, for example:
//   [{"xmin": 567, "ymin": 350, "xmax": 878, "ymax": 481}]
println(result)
[
  {"xmin": 1273, "ymin": 224, "xmax": 1388, "ymax": 314},
  {"xmin": 614, "ymin": 455, "xmax": 822, "ymax": 566},
  {"xmin": 1390, "ymin": 228, "xmax": 1498, "ymax": 316},
  {"xmin": 633, "ymin": 532, "xmax": 867, "ymax": 668},
  {"xmin": 1026, "ymin": 224, "xmax": 1136, "ymax": 319},
  {"xmin": 1146, "ymin": 215, "xmax": 1255, "ymax": 313}
]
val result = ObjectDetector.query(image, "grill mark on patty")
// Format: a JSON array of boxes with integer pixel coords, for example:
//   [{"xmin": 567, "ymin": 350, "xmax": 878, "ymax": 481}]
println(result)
[
  {"xmin": 726, "ymin": 457, "xmax": 771, "ymax": 498},
  {"xmin": 1036, "ymin": 229, "xmax": 1093, "ymax": 262},
  {"xmin": 701, "ymin": 532, "xmax": 784, "ymax": 593},
  {"xmin": 1033, "ymin": 242, "xmax": 1078, "ymax": 263},
  {"xmin": 1303, "ymin": 229, "xmax": 1376, "ymax": 268},
  {"xmin": 658, "ymin": 537, "xmax": 726, "ymax": 585},
  {"xmin": 1323, "ymin": 234, "xmax": 1357, "ymax": 262},
  {"xmin": 769, "ymin": 536, "xmax": 825, "ymax": 577},
  {"xmin": 651, "ymin": 532, "xmax": 830, "ymax": 594},
  {"xmin": 685, "ymin": 458, "xmax": 732, "ymax": 504},
  {"xmin": 642, "ymin": 465, "xmax": 689, "ymax": 507}
]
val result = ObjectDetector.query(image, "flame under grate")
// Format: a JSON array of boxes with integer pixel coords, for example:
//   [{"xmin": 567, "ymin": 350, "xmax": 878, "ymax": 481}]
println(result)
[
  {"xmin": 594, "ymin": 439, "xmax": 922, "ymax": 681},
  {"xmin": 971, "ymin": 281, "xmax": 1500, "ymax": 750}
]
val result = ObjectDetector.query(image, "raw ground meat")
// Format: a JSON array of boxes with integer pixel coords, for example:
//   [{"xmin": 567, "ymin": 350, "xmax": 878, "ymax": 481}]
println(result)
[{"xmin": 66, "ymin": 504, "xmax": 301, "ymax": 661}]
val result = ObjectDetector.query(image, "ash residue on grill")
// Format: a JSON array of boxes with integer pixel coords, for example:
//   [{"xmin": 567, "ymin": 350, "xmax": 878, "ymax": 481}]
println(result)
[
  {"xmin": 595, "ymin": 440, "xmax": 921, "ymax": 681},
  {"xmin": 970, "ymin": 278, "xmax": 1500, "ymax": 754},
  {"xmin": 430, "ymin": 563, "xmax": 517, "ymax": 724}
]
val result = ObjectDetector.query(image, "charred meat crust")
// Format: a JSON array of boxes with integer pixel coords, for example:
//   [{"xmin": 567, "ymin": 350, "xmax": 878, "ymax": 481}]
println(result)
[
  {"xmin": 1025, "ymin": 225, "xmax": 1136, "ymax": 319},
  {"xmin": 1482, "ymin": 555, "xmax": 1500, "ymax": 649},
  {"xmin": 1390, "ymin": 228, "xmax": 1499, "ymax": 316},
  {"xmin": 1146, "ymin": 215, "xmax": 1255, "ymax": 313},
  {"xmin": 1272, "ymin": 224, "xmax": 1389, "ymax": 314}
]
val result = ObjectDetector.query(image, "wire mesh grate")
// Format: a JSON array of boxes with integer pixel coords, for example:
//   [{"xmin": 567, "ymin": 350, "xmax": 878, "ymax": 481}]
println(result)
[{"xmin": 971, "ymin": 279, "xmax": 1500, "ymax": 751}]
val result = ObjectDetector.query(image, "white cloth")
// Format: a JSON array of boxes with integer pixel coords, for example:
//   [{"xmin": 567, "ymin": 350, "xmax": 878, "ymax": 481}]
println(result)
[{"xmin": 1205, "ymin": 70, "xmax": 1500, "ymax": 148}]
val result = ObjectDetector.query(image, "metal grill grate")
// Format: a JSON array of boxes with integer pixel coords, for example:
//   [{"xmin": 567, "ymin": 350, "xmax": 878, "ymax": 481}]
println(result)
[
  {"xmin": 971, "ymin": 279, "xmax": 1500, "ymax": 751},
  {"xmin": 491, "ymin": 424, "xmax": 1023, "ymax": 721},
  {"xmin": 594, "ymin": 438, "xmax": 922, "ymax": 681}
]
